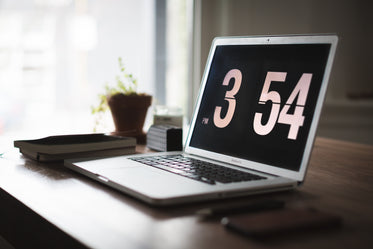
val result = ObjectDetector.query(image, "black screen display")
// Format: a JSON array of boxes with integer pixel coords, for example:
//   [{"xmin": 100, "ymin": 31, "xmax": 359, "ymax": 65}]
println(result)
[{"xmin": 189, "ymin": 44, "xmax": 330, "ymax": 171}]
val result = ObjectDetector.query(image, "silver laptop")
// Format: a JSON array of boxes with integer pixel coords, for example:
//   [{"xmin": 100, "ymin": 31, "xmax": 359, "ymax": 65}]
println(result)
[{"xmin": 65, "ymin": 35, "xmax": 338, "ymax": 206}]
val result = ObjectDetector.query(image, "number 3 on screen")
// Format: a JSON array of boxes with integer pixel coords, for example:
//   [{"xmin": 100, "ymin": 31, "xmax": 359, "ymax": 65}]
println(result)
[
  {"xmin": 213, "ymin": 69, "xmax": 242, "ymax": 128},
  {"xmin": 253, "ymin": 71, "xmax": 312, "ymax": 140}
]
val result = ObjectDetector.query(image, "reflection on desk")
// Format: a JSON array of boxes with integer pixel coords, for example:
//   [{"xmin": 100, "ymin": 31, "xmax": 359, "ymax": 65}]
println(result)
[{"xmin": 0, "ymin": 137, "xmax": 372, "ymax": 249}]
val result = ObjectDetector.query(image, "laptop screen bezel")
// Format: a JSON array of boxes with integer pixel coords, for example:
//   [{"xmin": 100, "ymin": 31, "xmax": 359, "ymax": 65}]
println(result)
[{"xmin": 184, "ymin": 35, "xmax": 338, "ymax": 182}]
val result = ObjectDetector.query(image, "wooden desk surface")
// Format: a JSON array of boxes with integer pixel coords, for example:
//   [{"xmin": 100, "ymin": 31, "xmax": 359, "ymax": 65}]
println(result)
[{"xmin": 1, "ymin": 137, "xmax": 372, "ymax": 249}]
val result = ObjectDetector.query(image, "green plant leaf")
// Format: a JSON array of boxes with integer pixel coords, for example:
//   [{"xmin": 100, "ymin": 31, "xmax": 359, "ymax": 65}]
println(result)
[{"xmin": 92, "ymin": 56, "xmax": 142, "ymax": 131}]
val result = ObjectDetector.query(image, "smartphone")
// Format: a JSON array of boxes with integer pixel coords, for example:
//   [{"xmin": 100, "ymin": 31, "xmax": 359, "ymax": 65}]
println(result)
[{"xmin": 221, "ymin": 208, "xmax": 342, "ymax": 238}]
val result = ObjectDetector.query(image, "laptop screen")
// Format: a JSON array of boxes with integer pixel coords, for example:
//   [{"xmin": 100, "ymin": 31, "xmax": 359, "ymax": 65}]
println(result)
[{"xmin": 189, "ymin": 42, "xmax": 331, "ymax": 172}]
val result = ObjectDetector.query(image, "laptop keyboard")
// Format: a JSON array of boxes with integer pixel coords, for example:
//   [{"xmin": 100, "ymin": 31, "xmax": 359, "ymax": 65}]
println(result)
[{"xmin": 129, "ymin": 155, "xmax": 266, "ymax": 185}]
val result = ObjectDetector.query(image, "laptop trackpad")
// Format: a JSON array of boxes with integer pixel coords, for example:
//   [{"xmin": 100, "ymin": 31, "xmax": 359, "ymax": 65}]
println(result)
[{"xmin": 96, "ymin": 166, "xmax": 207, "ymax": 198}]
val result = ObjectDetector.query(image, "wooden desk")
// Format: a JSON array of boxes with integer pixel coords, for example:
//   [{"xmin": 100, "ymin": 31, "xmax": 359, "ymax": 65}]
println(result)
[{"xmin": 1, "ymin": 137, "xmax": 372, "ymax": 249}]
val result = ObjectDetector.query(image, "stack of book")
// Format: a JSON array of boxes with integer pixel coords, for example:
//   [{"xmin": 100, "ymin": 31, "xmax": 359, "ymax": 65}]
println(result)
[{"xmin": 14, "ymin": 133, "xmax": 136, "ymax": 162}]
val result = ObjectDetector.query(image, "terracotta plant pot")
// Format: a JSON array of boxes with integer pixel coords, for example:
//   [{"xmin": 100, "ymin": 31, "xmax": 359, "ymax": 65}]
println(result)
[{"xmin": 107, "ymin": 94, "xmax": 152, "ymax": 144}]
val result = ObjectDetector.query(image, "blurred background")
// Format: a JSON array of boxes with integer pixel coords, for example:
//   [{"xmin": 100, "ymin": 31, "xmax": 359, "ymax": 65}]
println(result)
[
  {"xmin": 1, "ymin": 0, "xmax": 372, "ymax": 146},
  {"xmin": 0, "ymin": 0, "xmax": 189, "ymax": 141}
]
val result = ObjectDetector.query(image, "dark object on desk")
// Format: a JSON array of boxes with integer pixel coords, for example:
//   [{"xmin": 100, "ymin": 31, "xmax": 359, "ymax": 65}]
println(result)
[
  {"xmin": 14, "ymin": 133, "xmax": 136, "ymax": 162},
  {"xmin": 196, "ymin": 199, "xmax": 285, "ymax": 219},
  {"xmin": 147, "ymin": 124, "xmax": 182, "ymax": 151},
  {"xmin": 222, "ymin": 208, "xmax": 342, "ymax": 239},
  {"xmin": 108, "ymin": 94, "xmax": 152, "ymax": 144}
]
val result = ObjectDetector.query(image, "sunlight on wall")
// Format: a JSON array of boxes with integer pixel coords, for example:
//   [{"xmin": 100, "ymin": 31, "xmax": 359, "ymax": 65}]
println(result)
[{"xmin": 0, "ymin": 0, "xmax": 189, "ymax": 145}]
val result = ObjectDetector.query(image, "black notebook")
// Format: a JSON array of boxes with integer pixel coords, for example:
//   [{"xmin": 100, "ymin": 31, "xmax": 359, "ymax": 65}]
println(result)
[{"xmin": 14, "ymin": 134, "xmax": 136, "ymax": 162}]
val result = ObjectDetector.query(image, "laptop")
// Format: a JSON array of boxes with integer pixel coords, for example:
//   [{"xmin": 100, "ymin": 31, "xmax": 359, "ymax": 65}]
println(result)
[{"xmin": 65, "ymin": 34, "xmax": 338, "ymax": 206}]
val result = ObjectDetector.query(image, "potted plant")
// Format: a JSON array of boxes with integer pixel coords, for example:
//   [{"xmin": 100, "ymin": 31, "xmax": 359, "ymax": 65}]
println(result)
[{"xmin": 92, "ymin": 57, "xmax": 152, "ymax": 144}]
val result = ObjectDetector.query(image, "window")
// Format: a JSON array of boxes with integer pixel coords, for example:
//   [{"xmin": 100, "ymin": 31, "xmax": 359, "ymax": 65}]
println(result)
[{"xmin": 0, "ymin": 0, "xmax": 190, "ymax": 143}]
